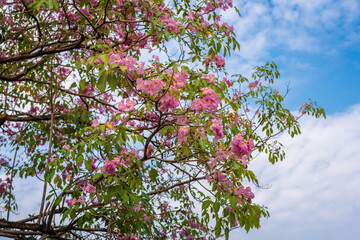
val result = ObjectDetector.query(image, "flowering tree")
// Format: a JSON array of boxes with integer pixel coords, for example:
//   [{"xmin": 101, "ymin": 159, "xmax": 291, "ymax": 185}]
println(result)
[{"xmin": 0, "ymin": 0, "xmax": 325, "ymax": 239}]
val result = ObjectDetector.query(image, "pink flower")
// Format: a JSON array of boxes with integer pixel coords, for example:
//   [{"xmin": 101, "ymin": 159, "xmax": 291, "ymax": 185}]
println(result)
[
  {"xmin": 249, "ymin": 81, "xmax": 259, "ymax": 88},
  {"xmin": 203, "ymin": 2, "xmax": 216, "ymax": 14},
  {"xmin": 191, "ymin": 88, "xmax": 220, "ymax": 113},
  {"xmin": 222, "ymin": 77, "xmax": 233, "ymax": 87},
  {"xmin": 82, "ymin": 184, "xmax": 96, "ymax": 194},
  {"xmin": 134, "ymin": 203, "xmax": 141, "ymax": 211},
  {"xmin": 143, "ymin": 214, "xmax": 150, "ymax": 222},
  {"xmin": 201, "ymin": 87, "xmax": 215, "ymax": 96},
  {"xmin": 136, "ymin": 78, "xmax": 164, "ymax": 95},
  {"xmin": 204, "ymin": 55, "xmax": 225, "ymax": 68},
  {"xmin": 176, "ymin": 115, "xmax": 187, "ymax": 125},
  {"xmin": 91, "ymin": 119, "xmax": 100, "ymax": 127},
  {"xmin": 77, "ymin": 196, "xmax": 86, "ymax": 204},
  {"xmin": 108, "ymin": 52, "xmax": 123, "ymax": 65},
  {"xmin": 213, "ymin": 170, "xmax": 225, "ymax": 181},
  {"xmin": 201, "ymin": 74, "xmax": 216, "ymax": 83},
  {"xmin": 65, "ymin": 198, "xmax": 77, "ymax": 206},
  {"xmin": 147, "ymin": 145, "xmax": 154, "ymax": 156},
  {"xmin": 210, "ymin": 119, "xmax": 224, "ymax": 142},
  {"xmin": 178, "ymin": 126, "xmax": 189, "ymax": 144},
  {"xmin": 230, "ymin": 134, "xmax": 254, "ymax": 157},
  {"xmin": 214, "ymin": 55, "xmax": 225, "ymax": 68},
  {"xmin": 137, "ymin": 61, "xmax": 145, "ymax": 75},
  {"xmin": 302, "ymin": 102, "xmax": 310, "ymax": 107},
  {"xmin": 159, "ymin": 93, "xmax": 179, "ymax": 112},
  {"xmin": 118, "ymin": 99, "xmax": 136, "ymax": 112},
  {"xmin": 209, "ymin": 157, "xmax": 217, "ymax": 168},
  {"xmin": 101, "ymin": 159, "xmax": 117, "ymax": 175},
  {"xmin": 62, "ymin": 145, "xmax": 70, "ymax": 150}
]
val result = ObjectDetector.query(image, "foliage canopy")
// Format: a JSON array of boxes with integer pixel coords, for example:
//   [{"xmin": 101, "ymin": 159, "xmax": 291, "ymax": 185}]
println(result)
[{"xmin": 0, "ymin": 0, "xmax": 325, "ymax": 239}]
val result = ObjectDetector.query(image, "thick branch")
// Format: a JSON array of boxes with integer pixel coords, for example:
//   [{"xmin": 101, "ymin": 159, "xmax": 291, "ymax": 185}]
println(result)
[
  {"xmin": 0, "ymin": 113, "xmax": 61, "ymax": 123},
  {"xmin": 0, "ymin": 37, "xmax": 84, "ymax": 64}
]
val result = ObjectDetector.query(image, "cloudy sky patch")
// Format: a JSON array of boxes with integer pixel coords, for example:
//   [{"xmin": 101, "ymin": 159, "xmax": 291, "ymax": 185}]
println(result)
[{"xmin": 229, "ymin": 104, "xmax": 360, "ymax": 240}]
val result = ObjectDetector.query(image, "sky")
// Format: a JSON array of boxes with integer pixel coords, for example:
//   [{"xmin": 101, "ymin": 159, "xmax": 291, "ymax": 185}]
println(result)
[
  {"xmin": 221, "ymin": 0, "xmax": 360, "ymax": 239},
  {"xmin": 1, "ymin": 0, "xmax": 360, "ymax": 239},
  {"xmin": 223, "ymin": 0, "xmax": 360, "ymax": 114}
]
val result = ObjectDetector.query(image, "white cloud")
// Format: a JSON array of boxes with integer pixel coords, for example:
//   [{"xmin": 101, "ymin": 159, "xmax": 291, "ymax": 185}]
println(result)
[
  {"xmin": 229, "ymin": 103, "xmax": 360, "ymax": 240},
  {"xmin": 222, "ymin": 0, "xmax": 360, "ymax": 63},
  {"xmin": 6, "ymin": 177, "xmax": 44, "ymax": 221}
]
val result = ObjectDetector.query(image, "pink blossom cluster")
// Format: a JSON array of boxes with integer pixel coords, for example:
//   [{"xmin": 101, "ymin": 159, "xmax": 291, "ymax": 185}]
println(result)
[
  {"xmin": 179, "ymin": 229, "xmax": 194, "ymax": 239},
  {"xmin": 188, "ymin": 218, "xmax": 202, "ymax": 229},
  {"xmin": 299, "ymin": 102, "xmax": 310, "ymax": 114},
  {"xmin": 136, "ymin": 78, "xmax": 163, "ymax": 95},
  {"xmin": 178, "ymin": 126, "xmax": 189, "ymax": 144},
  {"xmin": 0, "ymin": 156, "xmax": 9, "ymax": 167},
  {"xmin": 210, "ymin": 119, "xmax": 224, "ymax": 142},
  {"xmin": 91, "ymin": 119, "xmax": 100, "ymax": 127},
  {"xmin": 116, "ymin": 234, "xmax": 140, "ymax": 240},
  {"xmin": 108, "ymin": 52, "xmax": 137, "ymax": 72},
  {"xmin": 218, "ymin": 0, "xmax": 233, "ymax": 11},
  {"xmin": 176, "ymin": 115, "xmax": 187, "ymax": 125},
  {"xmin": 102, "ymin": 158, "xmax": 125, "ymax": 175},
  {"xmin": 249, "ymin": 80, "xmax": 261, "ymax": 88},
  {"xmin": 209, "ymin": 157, "xmax": 217, "ymax": 168},
  {"xmin": 191, "ymin": 87, "xmax": 220, "ymax": 113},
  {"xmin": 174, "ymin": 69, "xmax": 188, "ymax": 88},
  {"xmin": 222, "ymin": 77, "xmax": 233, "ymax": 87},
  {"xmin": 159, "ymin": 200, "xmax": 169, "ymax": 220},
  {"xmin": 203, "ymin": 2, "xmax": 216, "ymax": 14},
  {"xmin": 133, "ymin": 202, "xmax": 141, "ymax": 211},
  {"xmin": 160, "ymin": 16, "xmax": 183, "ymax": 33},
  {"xmin": 100, "ymin": 148, "xmax": 139, "ymax": 175},
  {"xmin": 207, "ymin": 170, "xmax": 254, "ymax": 204},
  {"xmin": 146, "ymin": 144, "xmax": 154, "ymax": 156},
  {"xmin": 302, "ymin": 102, "xmax": 310, "ymax": 107},
  {"xmin": 208, "ymin": 170, "xmax": 226, "ymax": 182},
  {"xmin": 65, "ymin": 196, "xmax": 86, "ymax": 206},
  {"xmin": 221, "ymin": 22, "xmax": 234, "ymax": 34},
  {"xmin": 118, "ymin": 99, "xmax": 136, "ymax": 112},
  {"xmin": 234, "ymin": 185, "xmax": 255, "ymax": 203},
  {"xmin": 204, "ymin": 55, "xmax": 225, "ymax": 68},
  {"xmin": 82, "ymin": 184, "xmax": 96, "ymax": 194},
  {"xmin": 159, "ymin": 93, "xmax": 179, "ymax": 112},
  {"xmin": 230, "ymin": 133, "xmax": 254, "ymax": 157},
  {"xmin": 201, "ymin": 74, "xmax": 216, "ymax": 84},
  {"xmin": 0, "ymin": 177, "xmax": 11, "ymax": 195}
]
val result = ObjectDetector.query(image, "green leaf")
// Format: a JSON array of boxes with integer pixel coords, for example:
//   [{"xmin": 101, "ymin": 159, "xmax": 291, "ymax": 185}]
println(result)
[
  {"xmin": 202, "ymin": 200, "xmax": 211, "ymax": 210},
  {"xmin": 199, "ymin": 140, "xmax": 206, "ymax": 150},
  {"xmin": 214, "ymin": 202, "xmax": 220, "ymax": 213},
  {"xmin": 229, "ymin": 196, "xmax": 237, "ymax": 208},
  {"xmin": 99, "ymin": 125, "xmax": 105, "ymax": 132},
  {"xmin": 54, "ymin": 196, "xmax": 62, "ymax": 206},
  {"xmin": 146, "ymin": 102, "xmax": 153, "ymax": 111},
  {"xmin": 98, "ymin": 73, "xmax": 107, "ymax": 93},
  {"xmin": 181, "ymin": 65, "xmax": 190, "ymax": 74},
  {"xmin": 107, "ymin": 73, "xmax": 117, "ymax": 90},
  {"xmin": 99, "ymin": 54, "xmax": 109, "ymax": 65},
  {"xmin": 29, "ymin": 0, "xmax": 45, "ymax": 10},
  {"xmin": 46, "ymin": 0, "xmax": 59, "ymax": 10},
  {"xmin": 79, "ymin": 79, "xmax": 86, "ymax": 92},
  {"xmin": 225, "ymin": 228, "xmax": 229, "ymax": 240},
  {"xmin": 215, "ymin": 221, "xmax": 221, "ymax": 237},
  {"xmin": 149, "ymin": 169, "xmax": 158, "ymax": 181}
]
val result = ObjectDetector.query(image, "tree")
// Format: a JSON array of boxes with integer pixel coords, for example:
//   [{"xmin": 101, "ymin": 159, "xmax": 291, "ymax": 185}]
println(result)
[{"xmin": 0, "ymin": 0, "xmax": 325, "ymax": 239}]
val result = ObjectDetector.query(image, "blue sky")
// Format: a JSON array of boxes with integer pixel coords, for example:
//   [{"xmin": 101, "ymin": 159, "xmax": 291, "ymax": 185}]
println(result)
[
  {"xmin": 223, "ymin": 0, "xmax": 360, "ymax": 114},
  {"xmin": 221, "ymin": 0, "xmax": 360, "ymax": 239}
]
